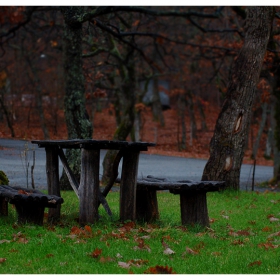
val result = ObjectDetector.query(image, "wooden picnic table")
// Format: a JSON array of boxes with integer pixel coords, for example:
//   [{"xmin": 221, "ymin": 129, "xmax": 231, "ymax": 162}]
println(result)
[{"xmin": 31, "ymin": 139, "xmax": 155, "ymax": 225}]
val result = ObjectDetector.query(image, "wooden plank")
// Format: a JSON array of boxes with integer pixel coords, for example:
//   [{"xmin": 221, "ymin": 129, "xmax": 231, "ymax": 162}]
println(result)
[
  {"xmin": 45, "ymin": 147, "xmax": 61, "ymax": 223},
  {"xmin": 79, "ymin": 148, "xmax": 100, "ymax": 225},
  {"xmin": 101, "ymin": 150, "xmax": 124, "ymax": 198},
  {"xmin": 57, "ymin": 148, "xmax": 79, "ymax": 197},
  {"xmin": 120, "ymin": 149, "xmax": 140, "ymax": 221}
]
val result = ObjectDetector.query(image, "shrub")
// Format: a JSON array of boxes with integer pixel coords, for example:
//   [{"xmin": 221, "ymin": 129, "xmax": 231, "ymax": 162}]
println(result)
[{"xmin": 0, "ymin": 170, "xmax": 9, "ymax": 184}]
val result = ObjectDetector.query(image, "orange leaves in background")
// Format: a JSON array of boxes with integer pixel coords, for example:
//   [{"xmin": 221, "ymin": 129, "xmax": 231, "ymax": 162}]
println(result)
[
  {"xmin": 0, "ymin": 71, "xmax": 7, "ymax": 88},
  {"xmin": 50, "ymin": 40, "xmax": 58, "ymax": 47},
  {"xmin": 0, "ymin": 7, "xmax": 25, "ymax": 24},
  {"xmin": 135, "ymin": 103, "xmax": 146, "ymax": 113},
  {"xmin": 257, "ymin": 78, "xmax": 271, "ymax": 103}
]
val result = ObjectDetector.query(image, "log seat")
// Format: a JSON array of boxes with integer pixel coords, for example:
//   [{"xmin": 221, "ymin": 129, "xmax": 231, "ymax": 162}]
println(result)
[
  {"xmin": 0, "ymin": 185, "xmax": 64, "ymax": 225},
  {"xmin": 121, "ymin": 175, "xmax": 225, "ymax": 228}
]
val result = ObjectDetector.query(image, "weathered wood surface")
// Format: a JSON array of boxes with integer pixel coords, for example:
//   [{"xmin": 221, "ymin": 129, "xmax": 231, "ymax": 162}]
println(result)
[
  {"xmin": 57, "ymin": 147, "xmax": 79, "ymax": 197},
  {"xmin": 45, "ymin": 147, "xmax": 61, "ymax": 222},
  {"xmin": 0, "ymin": 185, "xmax": 64, "ymax": 225},
  {"xmin": 0, "ymin": 185, "xmax": 63, "ymax": 206},
  {"xmin": 180, "ymin": 192, "xmax": 209, "ymax": 227},
  {"xmin": 57, "ymin": 147, "xmax": 112, "ymax": 217},
  {"xmin": 120, "ymin": 149, "xmax": 140, "ymax": 221},
  {"xmin": 136, "ymin": 188, "xmax": 159, "ymax": 222},
  {"xmin": 0, "ymin": 197, "xmax": 8, "ymax": 216},
  {"xmin": 116, "ymin": 175, "xmax": 225, "ymax": 227},
  {"xmin": 79, "ymin": 149, "xmax": 100, "ymax": 225},
  {"xmin": 31, "ymin": 139, "xmax": 156, "ymax": 224},
  {"xmin": 135, "ymin": 175, "xmax": 225, "ymax": 192},
  {"xmin": 31, "ymin": 139, "xmax": 155, "ymax": 151}
]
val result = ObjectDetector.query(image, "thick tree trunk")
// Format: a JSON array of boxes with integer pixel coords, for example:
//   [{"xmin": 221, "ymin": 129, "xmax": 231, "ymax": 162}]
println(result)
[
  {"xmin": 202, "ymin": 7, "xmax": 274, "ymax": 190},
  {"xmin": 60, "ymin": 7, "xmax": 93, "ymax": 190},
  {"xmin": 270, "ymin": 59, "xmax": 280, "ymax": 184}
]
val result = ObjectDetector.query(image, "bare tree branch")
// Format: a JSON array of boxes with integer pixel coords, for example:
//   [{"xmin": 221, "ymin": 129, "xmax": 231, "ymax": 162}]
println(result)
[
  {"xmin": 0, "ymin": 7, "xmax": 38, "ymax": 41},
  {"xmin": 81, "ymin": 6, "xmax": 222, "ymax": 23}
]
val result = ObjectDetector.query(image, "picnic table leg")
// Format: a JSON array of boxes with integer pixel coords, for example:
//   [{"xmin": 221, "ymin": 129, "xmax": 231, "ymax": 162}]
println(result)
[
  {"xmin": 45, "ymin": 147, "xmax": 60, "ymax": 223},
  {"xmin": 180, "ymin": 191, "xmax": 210, "ymax": 227},
  {"xmin": 136, "ymin": 188, "xmax": 159, "ymax": 222},
  {"xmin": 0, "ymin": 197, "xmax": 8, "ymax": 216},
  {"xmin": 79, "ymin": 148, "xmax": 100, "ymax": 225},
  {"xmin": 120, "ymin": 149, "xmax": 139, "ymax": 222}
]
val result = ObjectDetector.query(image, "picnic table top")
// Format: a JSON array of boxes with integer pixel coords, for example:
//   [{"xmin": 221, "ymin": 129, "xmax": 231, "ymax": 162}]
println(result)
[{"xmin": 31, "ymin": 139, "xmax": 156, "ymax": 151}]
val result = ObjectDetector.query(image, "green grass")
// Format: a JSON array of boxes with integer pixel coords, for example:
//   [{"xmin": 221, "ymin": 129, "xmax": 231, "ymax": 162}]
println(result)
[{"xmin": 1, "ymin": 190, "xmax": 280, "ymax": 274}]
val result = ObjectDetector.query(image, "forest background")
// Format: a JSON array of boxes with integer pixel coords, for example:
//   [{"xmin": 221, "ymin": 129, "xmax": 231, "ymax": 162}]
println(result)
[{"xmin": 0, "ymin": 6, "xmax": 278, "ymax": 189}]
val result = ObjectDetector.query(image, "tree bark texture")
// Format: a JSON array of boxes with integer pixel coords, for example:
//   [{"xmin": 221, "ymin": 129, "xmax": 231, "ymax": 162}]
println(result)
[
  {"xmin": 119, "ymin": 149, "xmax": 139, "ymax": 221},
  {"xmin": 60, "ymin": 7, "xmax": 93, "ymax": 190},
  {"xmin": 202, "ymin": 7, "xmax": 274, "ymax": 190},
  {"xmin": 79, "ymin": 149, "xmax": 100, "ymax": 225},
  {"xmin": 102, "ymin": 44, "xmax": 136, "ymax": 184}
]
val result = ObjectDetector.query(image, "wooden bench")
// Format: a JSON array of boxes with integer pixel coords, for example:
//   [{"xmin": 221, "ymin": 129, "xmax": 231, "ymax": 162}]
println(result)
[
  {"xmin": 122, "ymin": 176, "xmax": 225, "ymax": 228},
  {"xmin": 0, "ymin": 185, "xmax": 64, "ymax": 225}
]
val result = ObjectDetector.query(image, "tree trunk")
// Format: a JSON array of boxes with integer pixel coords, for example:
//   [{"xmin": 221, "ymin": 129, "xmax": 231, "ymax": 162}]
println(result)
[
  {"xmin": 187, "ymin": 91, "xmax": 197, "ymax": 140},
  {"xmin": 202, "ymin": 7, "xmax": 274, "ymax": 190},
  {"xmin": 177, "ymin": 91, "xmax": 186, "ymax": 150},
  {"xmin": 0, "ymin": 74, "xmax": 15, "ymax": 137},
  {"xmin": 152, "ymin": 77, "xmax": 164, "ymax": 126},
  {"xmin": 60, "ymin": 7, "xmax": 93, "ymax": 190},
  {"xmin": 102, "ymin": 44, "xmax": 136, "ymax": 185}
]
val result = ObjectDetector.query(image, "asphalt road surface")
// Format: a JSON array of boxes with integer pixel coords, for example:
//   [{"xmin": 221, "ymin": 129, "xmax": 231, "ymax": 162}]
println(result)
[{"xmin": 0, "ymin": 138, "xmax": 274, "ymax": 192}]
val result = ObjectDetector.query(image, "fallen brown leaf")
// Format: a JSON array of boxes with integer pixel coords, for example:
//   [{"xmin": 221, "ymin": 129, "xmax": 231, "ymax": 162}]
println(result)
[
  {"xmin": 268, "ymin": 231, "xmax": 280, "ymax": 238},
  {"xmin": 258, "ymin": 242, "xmax": 279, "ymax": 250},
  {"xmin": 0, "ymin": 258, "xmax": 6, "ymax": 263},
  {"xmin": 185, "ymin": 247, "xmax": 198, "ymax": 255},
  {"xmin": 89, "ymin": 248, "xmax": 102, "ymax": 258},
  {"xmin": 248, "ymin": 260, "xmax": 262, "ymax": 267},
  {"xmin": 144, "ymin": 265, "xmax": 176, "ymax": 274},
  {"xmin": 99, "ymin": 256, "xmax": 114, "ymax": 263}
]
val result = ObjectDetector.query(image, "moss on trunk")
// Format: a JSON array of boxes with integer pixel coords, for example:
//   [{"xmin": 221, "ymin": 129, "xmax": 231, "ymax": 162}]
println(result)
[{"xmin": 60, "ymin": 7, "xmax": 93, "ymax": 190}]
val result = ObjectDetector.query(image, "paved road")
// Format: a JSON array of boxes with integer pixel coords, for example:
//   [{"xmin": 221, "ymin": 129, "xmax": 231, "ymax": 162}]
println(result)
[{"xmin": 0, "ymin": 138, "xmax": 274, "ymax": 192}]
